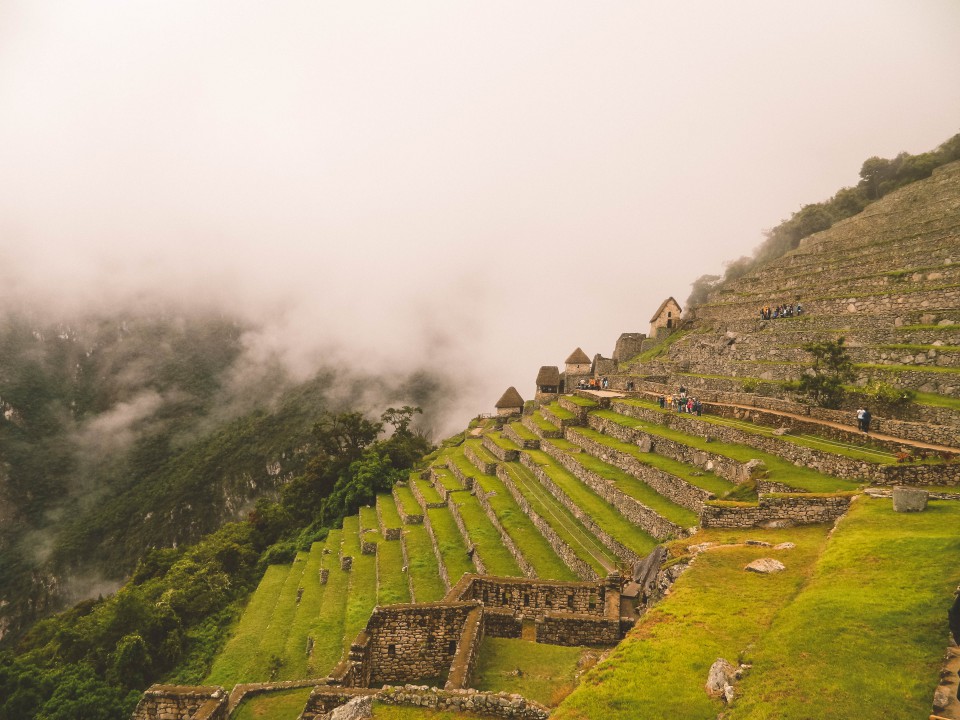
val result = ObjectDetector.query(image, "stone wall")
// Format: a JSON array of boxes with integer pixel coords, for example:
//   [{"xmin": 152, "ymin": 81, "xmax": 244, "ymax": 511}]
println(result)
[
  {"xmin": 558, "ymin": 397, "xmax": 593, "ymax": 424},
  {"xmin": 536, "ymin": 610, "xmax": 620, "ymax": 647},
  {"xmin": 699, "ymin": 493, "xmax": 856, "ymax": 528},
  {"xmin": 564, "ymin": 427, "xmax": 712, "ymax": 513},
  {"xmin": 410, "ymin": 478, "xmax": 446, "ymax": 511},
  {"xmin": 444, "ymin": 606, "xmax": 485, "ymax": 690},
  {"xmin": 519, "ymin": 451, "xmax": 643, "ymax": 567},
  {"xmin": 481, "ymin": 607, "xmax": 523, "ymax": 638},
  {"xmin": 446, "ymin": 495, "xmax": 487, "ymax": 575},
  {"xmin": 376, "ymin": 502, "xmax": 402, "ymax": 541},
  {"xmin": 131, "ymin": 686, "xmax": 227, "ymax": 720},
  {"xmin": 613, "ymin": 332, "xmax": 647, "ymax": 362},
  {"xmin": 503, "ymin": 423, "xmax": 540, "ymax": 450},
  {"xmin": 471, "ymin": 484, "xmax": 537, "ymax": 578},
  {"xmin": 392, "ymin": 484, "xmax": 423, "ymax": 524},
  {"xmin": 446, "ymin": 458, "xmax": 476, "ymax": 491},
  {"xmin": 540, "ymin": 405, "xmax": 576, "ymax": 430},
  {"xmin": 447, "ymin": 574, "xmax": 609, "ymax": 620},
  {"xmin": 540, "ymin": 439, "xmax": 687, "ymax": 539},
  {"xmin": 495, "ymin": 464, "xmax": 598, "ymax": 581},
  {"xmin": 483, "ymin": 435, "xmax": 519, "ymax": 462},
  {"xmin": 522, "ymin": 413, "xmax": 563, "ymax": 440},
  {"xmin": 421, "ymin": 511, "xmax": 451, "ymax": 590},
  {"xmin": 464, "ymin": 445, "xmax": 497, "ymax": 476},
  {"xmin": 377, "ymin": 686, "xmax": 550, "ymax": 720}
]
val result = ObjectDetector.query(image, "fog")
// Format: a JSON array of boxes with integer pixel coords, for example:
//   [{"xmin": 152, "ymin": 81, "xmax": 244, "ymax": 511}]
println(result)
[{"xmin": 1, "ymin": 1, "xmax": 958, "ymax": 433}]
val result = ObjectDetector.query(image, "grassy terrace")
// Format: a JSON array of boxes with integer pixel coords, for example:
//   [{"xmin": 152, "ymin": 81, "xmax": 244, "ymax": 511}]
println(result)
[
  {"xmin": 593, "ymin": 409, "xmax": 858, "ymax": 493},
  {"xmin": 565, "ymin": 395, "xmax": 598, "ymax": 407},
  {"xmin": 523, "ymin": 449, "xmax": 657, "ymax": 558},
  {"xmin": 426, "ymin": 507, "xmax": 475, "ymax": 586},
  {"xmin": 377, "ymin": 531, "xmax": 411, "ymax": 605},
  {"xmin": 546, "ymin": 402, "xmax": 576, "ymax": 421},
  {"xmin": 473, "ymin": 472, "xmax": 577, "ymax": 581},
  {"xmin": 233, "ymin": 686, "xmax": 312, "ymax": 720},
  {"xmin": 548, "ymin": 436, "xmax": 698, "ymax": 527},
  {"xmin": 341, "ymin": 515, "xmax": 378, "ymax": 655},
  {"xmin": 376, "ymin": 493, "xmax": 403, "ymax": 533},
  {"xmin": 302, "ymin": 530, "xmax": 349, "ymax": 677},
  {"xmin": 856, "ymin": 362, "xmax": 960, "ymax": 374},
  {"xmin": 728, "ymin": 498, "xmax": 960, "ymax": 720},
  {"xmin": 402, "ymin": 523, "xmax": 446, "ymax": 602},
  {"xmin": 913, "ymin": 390, "xmax": 960, "ymax": 411},
  {"xmin": 449, "ymin": 492, "xmax": 523, "ymax": 576},
  {"xmin": 206, "ymin": 564, "xmax": 289, "ymax": 685},
  {"xmin": 568, "ymin": 426, "xmax": 735, "ymax": 499},
  {"xmin": 553, "ymin": 523, "xmax": 833, "ymax": 720},
  {"xmin": 446, "ymin": 445, "xmax": 479, "ymax": 484},
  {"xmin": 465, "ymin": 438, "xmax": 499, "ymax": 467},
  {"xmin": 241, "ymin": 550, "xmax": 310, "ymax": 680},
  {"xmin": 508, "ymin": 421, "xmax": 538, "ymax": 442},
  {"xmin": 431, "ymin": 465, "xmax": 463, "ymax": 492},
  {"xmin": 412, "ymin": 477, "xmax": 444, "ymax": 505},
  {"xmin": 394, "ymin": 483, "xmax": 421, "ymax": 518},
  {"xmin": 502, "ymin": 461, "xmax": 616, "ymax": 575},
  {"xmin": 486, "ymin": 430, "xmax": 521, "ymax": 452},
  {"xmin": 473, "ymin": 637, "xmax": 589, "ymax": 707},
  {"xmin": 619, "ymin": 397, "xmax": 899, "ymax": 465},
  {"xmin": 359, "ymin": 504, "xmax": 379, "ymax": 532},
  {"xmin": 278, "ymin": 542, "xmax": 327, "ymax": 679},
  {"xmin": 530, "ymin": 412, "xmax": 561, "ymax": 434}
]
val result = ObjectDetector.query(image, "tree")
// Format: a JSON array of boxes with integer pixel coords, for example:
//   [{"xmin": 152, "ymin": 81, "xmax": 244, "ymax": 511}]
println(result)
[
  {"xmin": 686, "ymin": 274, "xmax": 722, "ymax": 308},
  {"xmin": 796, "ymin": 337, "xmax": 855, "ymax": 408}
]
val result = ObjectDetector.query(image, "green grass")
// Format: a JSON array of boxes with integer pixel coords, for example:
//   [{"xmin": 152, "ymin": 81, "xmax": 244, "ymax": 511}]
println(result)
[
  {"xmin": 553, "ymin": 524, "xmax": 833, "ymax": 720},
  {"xmin": 530, "ymin": 412, "xmax": 561, "ymax": 434},
  {"xmin": 412, "ymin": 477, "xmax": 444, "ymax": 505},
  {"xmin": 432, "ymin": 466, "xmax": 463, "ymax": 492},
  {"xmin": 402, "ymin": 523, "xmax": 447, "ymax": 602},
  {"xmin": 913, "ymin": 390, "xmax": 960, "ymax": 410},
  {"xmin": 302, "ymin": 530, "xmax": 350, "ymax": 677},
  {"xmin": 426, "ymin": 507, "xmax": 475, "ymax": 586},
  {"xmin": 472, "ymin": 637, "xmax": 589, "ymax": 707},
  {"xmin": 376, "ymin": 493, "xmax": 403, "ymax": 533},
  {"xmin": 465, "ymin": 438, "xmax": 499, "ymax": 466},
  {"xmin": 569, "ymin": 426, "xmax": 735, "ymax": 498},
  {"xmin": 394, "ymin": 484, "xmax": 421, "ymax": 518},
  {"xmin": 446, "ymin": 445, "xmax": 479, "ymax": 484},
  {"xmin": 472, "ymin": 472, "xmax": 577, "ymax": 581},
  {"xmin": 372, "ymin": 705, "xmax": 491, "ymax": 720},
  {"xmin": 523, "ymin": 449, "xmax": 657, "ymax": 558},
  {"xmin": 856, "ymin": 362, "xmax": 960, "ymax": 374},
  {"xmin": 486, "ymin": 431, "xmax": 521, "ymax": 452},
  {"xmin": 565, "ymin": 395, "xmax": 598, "ymax": 407},
  {"xmin": 626, "ymin": 329, "xmax": 690, "ymax": 364},
  {"xmin": 508, "ymin": 421, "xmax": 538, "ymax": 442},
  {"xmin": 593, "ymin": 410, "xmax": 858, "ymax": 493},
  {"xmin": 359, "ymin": 505, "xmax": 379, "ymax": 532},
  {"xmin": 342, "ymin": 516, "xmax": 378, "ymax": 655},
  {"xmin": 546, "ymin": 402, "xmax": 576, "ymax": 421},
  {"xmin": 878, "ymin": 343, "xmax": 960, "ymax": 352},
  {"xmin": 278, "ymin": 542, "xmax": 327, "ymax": 679},
  {"xmin": 728, "ymin": 498, "xmax": 960, "ymax": 720},
  {"xmin": 449, "ymin": 492, "xmax": 523, "ymax": 576},
  {"xmin": 232, "ymin": 687, "xmax": 313, "ymax": 720},
  {"xmin": 501, "ymin": 462, "xmax": 616, "ymax": 575},
  {"xmin": 205, "ymin": 564, "xmax": 289, "ymax": 685},
  {"xmin": 377, "ymin": 532, "xmax": 411, "ymax": 606},
  {"xmin": 548, "ymin": 437, "xmax": 698, "ymax": 527}
]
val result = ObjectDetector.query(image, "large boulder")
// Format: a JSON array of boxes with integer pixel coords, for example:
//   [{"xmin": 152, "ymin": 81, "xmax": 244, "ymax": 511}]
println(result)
[
  {"xmin": 745, "ymin": 558, "xmax": 785, "ymax": 574},
  {"xmin": 705, "ymin": 658, "xmax": 737, "ymax": 698},
  {"xmin": 892, "ymin": 486, "xmax": 928, "ymax": 513},
  {"xmin": 328, "ymin": 695, "xmax": 373, "ymax": 720}
]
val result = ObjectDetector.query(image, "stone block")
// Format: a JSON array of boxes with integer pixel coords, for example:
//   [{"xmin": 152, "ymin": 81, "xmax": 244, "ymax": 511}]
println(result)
[{"xmin": 892, "ymin": 486, "xmax": 928, "ymax": 512}]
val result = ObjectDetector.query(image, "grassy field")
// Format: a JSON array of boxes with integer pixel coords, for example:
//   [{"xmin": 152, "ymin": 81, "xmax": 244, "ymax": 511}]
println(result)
[
  {"xmin": 472, "ymin": 637, "xmax": 589, "ymax": 707},
  {"xmin": 522, "ymin": 449, "xmax": 658, "ymax": 558},
  {"xmin": 472, "ymin": 471, "xmax": 578, "ymax": 581},
  {"xmin": 530, "ymin": 412, "xmax": 561, "ymax": 434},
  {"xmin": 727, "ymin": 497, "xmax": 960, "ymax": 720},
  {"xmin": 446, "ymin": 445, "xmax": 479, "ymax": 485},
  {"xmin": 508, "ymin": 421, "xmax": 538, "ymax": 442},
  {"xmin": 593, "ymin": 409, "xmax": 857, "ymax": 493},
  {"xmin": 426, "ymin": 507, "xmax": 475, "ymax": 585},
  {"xmin": 465, "ymin": 438, "xmax": 499, "ymax": 469},
  {"xmin": 402, "ymin": 523, "xmax": 447, "ymax": 602},
  {"xmin": 342, "ymin": 515, "xmax": 378, "ymax": 655},
  {"xmin": 302, "ymin": 530, "xmax": 350, "ymax": 677},
  {"xmin": 377, "ymin": 533, "xmax": 411, "ymax": 606},
  {"xmin": 412, "ymin": 477, "xmax": 444, "ymax": 505},
  {"xmin": 486, "ymin": 431, "xmax": 521, "ymax": 452},
  {"xmin": 371, "ymin": 705, "xmax": 491, "ymax": 720},
  {"xmin": 553, "ymin": 523, "xmax": 833, "ymax": 720},
  {"xmin": 377, "ymin": 493, "xmax": 404, "ymax": 534},
  {"xmin": 394, "ymin": 484, "xmax": 421, "ymax": 517},
  {"xmin": 279, "ymin": 542, "xmax": 328, "ymax": 679},
  {"xmin": 548, "ymin": 437, "xmax": 699, "ymax": 528},
  {"xmin": 432, "ymin": 466, "xmax": 463, "ymax": 491},
  {"xmin": 546, "ymin": 402, "xmax": 576, "ymax": 421},
  {"xmin": 449, "ymin": 492, "xmax": 523, "ymax": 577},
  {"xmin": 232, "ymin": 687, "xmax": 313, "ymax": 720},
  {"xmin": 359, "ymin": 504, "xmax": 379, "ymax": 532}
]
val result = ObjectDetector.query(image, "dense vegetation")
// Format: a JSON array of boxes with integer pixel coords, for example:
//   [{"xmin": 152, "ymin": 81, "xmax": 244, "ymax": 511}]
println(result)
[
  {"xmin": 687, "ymin": 131, "xmax": 960, "ymax": 306},
  {"xmin": 0, "ymin": 405, "xmax": 430, "ymax": 720}
]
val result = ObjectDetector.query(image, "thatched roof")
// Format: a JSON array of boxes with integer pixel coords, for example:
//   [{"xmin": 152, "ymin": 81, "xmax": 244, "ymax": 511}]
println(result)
[
  {"xmin": 649, "ymin": 296, "xmax": 682, "ymax": 323},
  {"xmin": 565, "ymin": 347, "xmax": 590, "ymax": 364},
  {"xmin": 495, "ymin": 386, "xmax": 524, "ymax": 409},
  {"xmin": 536, "ymin": 366, "xmax": 561, "ymax": 386}
]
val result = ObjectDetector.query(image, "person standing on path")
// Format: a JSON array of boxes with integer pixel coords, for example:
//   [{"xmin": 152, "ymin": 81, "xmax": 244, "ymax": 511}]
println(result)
[
  {"xmin": 862, "ymin": 408, "xmax": 872, "ymax": 434},
  {"xmin": 856, "ymin": 407, "xmax": 865, "ymax": 431}
]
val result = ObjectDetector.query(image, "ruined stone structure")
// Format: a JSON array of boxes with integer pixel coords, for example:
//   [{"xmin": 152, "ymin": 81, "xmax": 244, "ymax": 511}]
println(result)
[
  {"xmin": 613, "ymin": 332, "xmax": 647, "ymax": 363},
  {"xmin": 649, "ymin": 296, "xmax": 682, "ymax": 338},
  {"xmin": 131, "ymin": 686, "xmax": 227, "ymax": 720}
]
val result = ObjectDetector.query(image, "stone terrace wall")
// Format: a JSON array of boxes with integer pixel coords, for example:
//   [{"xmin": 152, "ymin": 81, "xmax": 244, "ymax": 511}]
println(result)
[
  {"xmin": 540, "ymin": 439, "xmax": 686, "ymax": 539},
  {"xmin": 392, "ymin": 484, "xmax": 423, "ymax": 524},
  {"xmin": 495, "ymin": 464, "xmax": 598, "ymax": 581},
  {"xmin": 446, "ymin": 496, "xmax": 488, "ymax": 575},
  {"xmin": 376, "ymin": 502, "xmax": 402, "ymax": 541},
  {"xmin": 482, "ymin": 607, "xmax": 523, "ymax": 638},
  {"xmin": 503, "ymin": 423, "xmax": 540, "ymax": 450},
  {"xmin": 445, "ymin": 457, "xmax": 476, "ymax": 491},
  {"xmin": 362, "ymin": 603, "xmax": 480, "ymax": 686},
  {"xmin": 536, "ymin": 611, "xmax": 620, "ymax": 647},
  {"xmin": 464, "ymin": 445, "xmax": 497, "ymax": 476},
  {"xmin": 520, "ymin": 451, "xmax": 643, "ymax": 566},
  {"xmin": 587, "ymin": 413, "xmax": 747, "ymax": 485},
  {"xmin": 447, "ymin": 574, "xmax": 609, "ymax": 620},
  {"xmin": 471, "ymin": 484, "xmax": 537, "ymax": 578},
  {"xmin": 483, "ymin": 435, "xmax": 520, "ymax": 462},
  {"xmin": 558, "ymin": 397, "xmax": 594, "ymax": 424},
  {"xmin": 299, "ymin": 687, "xmax": 377, "ymax": 720},
  {"xmin": 132, "ymin": 686, "xmax": 227, "ymax": 720},
  {"xmin": 565, "ymin": 427, "xmax": 712, "ymax": 513},
  {"xmin": 700, "ymin": 493, "xmax": 856, "ymax": 528},
  {"xmin": 522, "ymin": 413, "xmax": 563, "ymax": 440},
  {"xmin": 444, "ymin": 606, "xmax": 485, "ymax": 690},
  {"xmin": 410, "ymin": 478, "xmax": 446, "ymax": 511},
  {"xmin": 378, "ymin": 686, "xmax": 550, "ymax": 720},
  {"xmin": 421, "ymin": 511, "xmax": 452, "ymax": 590},
  {"xmin": 541, "ymin": 405, "xmax": 577, "ymax": 430}
]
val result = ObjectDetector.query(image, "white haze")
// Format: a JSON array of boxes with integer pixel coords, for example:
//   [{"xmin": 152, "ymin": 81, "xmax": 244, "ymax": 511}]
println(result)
[{"xmin": 1, "ymin": 1, "xmax": 959, "ymax": 433}]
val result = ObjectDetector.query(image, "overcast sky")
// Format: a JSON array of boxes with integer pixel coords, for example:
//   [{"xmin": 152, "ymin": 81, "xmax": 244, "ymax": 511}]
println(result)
[{"xmin": 1, "ymin": 1, "xmax": 958, "ymax": 432}]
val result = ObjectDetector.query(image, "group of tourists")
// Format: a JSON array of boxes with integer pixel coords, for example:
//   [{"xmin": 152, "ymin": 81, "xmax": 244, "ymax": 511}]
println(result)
[
  {"xmin": 577, "ymin": 377, "xmax": 610, "ymax": 390},
  {"xmin": 856, "ymin": 407, "xmax": 872, "ymax": 433},
  {"xmin": 658, "ymin": 386, "xmax": 702, "ymax": 415},
  {"xmin": 759, "ymin": 302, "xmax": 802, "ymax": 320}
]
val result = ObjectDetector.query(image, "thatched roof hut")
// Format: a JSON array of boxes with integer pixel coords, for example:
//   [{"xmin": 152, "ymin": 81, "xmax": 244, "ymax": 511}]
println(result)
[{"xmin": 495, "ymin": 386, "xmax": 524, "ymax": 411}]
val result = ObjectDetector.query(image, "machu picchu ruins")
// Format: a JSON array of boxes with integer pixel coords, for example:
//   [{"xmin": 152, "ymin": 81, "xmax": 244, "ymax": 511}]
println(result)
[{"xmin": 130, "ymin": 160, "xmax": 960, "ymax": 720}]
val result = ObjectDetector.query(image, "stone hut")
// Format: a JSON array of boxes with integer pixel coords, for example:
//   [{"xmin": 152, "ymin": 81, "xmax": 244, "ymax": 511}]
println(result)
[
  {"xmin": 535, "ymin": 366, "xmax": 561, "ymax": 402},
  {"xmin": 565, "ymin": 348, "xmax": 591, "ymax": 390},
  {"xmin": 650, "ymin": 297, "xmax": 682, "ymax": 338},
  {"xmin": 494, "ymin": 387, "xmax": 524, "ymax": 417}
]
